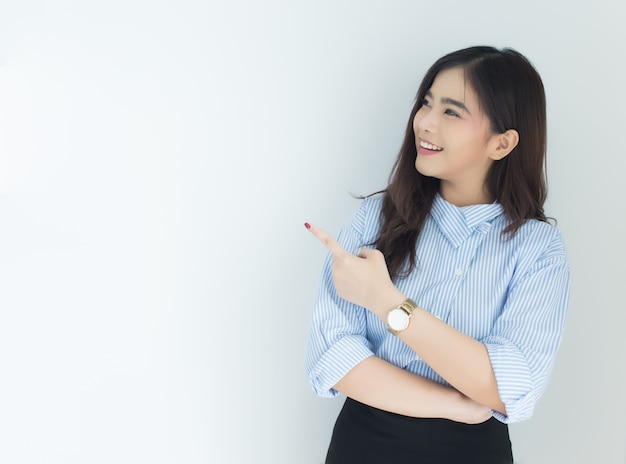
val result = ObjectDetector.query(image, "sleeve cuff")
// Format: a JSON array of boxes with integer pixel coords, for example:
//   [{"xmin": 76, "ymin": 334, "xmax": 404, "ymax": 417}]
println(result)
[
  {"xmin": 485, "ymin": 338, "xmax": 535, "ymax": 423},
  {"xmin": 307, "ymin": 335, "xmax": 374, "ymax": 397}
]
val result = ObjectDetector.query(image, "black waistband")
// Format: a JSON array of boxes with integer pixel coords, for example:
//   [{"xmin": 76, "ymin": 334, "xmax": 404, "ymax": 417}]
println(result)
[{"xmin": 325, "ymin": 398, "xmax": 513, "ymax": 464}]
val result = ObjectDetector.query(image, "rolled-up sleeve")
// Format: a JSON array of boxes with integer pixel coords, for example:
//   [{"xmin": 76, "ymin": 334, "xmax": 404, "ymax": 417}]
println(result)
[
  {"xmin": 305, "ymin": 200, "xmax": 375, "ymax": 397},
  {"xmin": 483, "ymin": 230, "xmax": 570, "ymax": 423}
]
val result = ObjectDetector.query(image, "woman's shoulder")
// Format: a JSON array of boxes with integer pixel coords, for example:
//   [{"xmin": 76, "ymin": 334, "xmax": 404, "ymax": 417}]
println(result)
[
  {"xmin": 518, "ymin": 218, "xmax": 566, "ymax": 249},
  {"xmin": 350, "ymin": 193, "xmax": 385, "ymax": 243},
  {"xmin": 506, "ymin": 217, "xmax": 568, "ymax": 272},
  {"xmin": 359, "ymin": 192, "xmax": 385, "ymax": 213}
]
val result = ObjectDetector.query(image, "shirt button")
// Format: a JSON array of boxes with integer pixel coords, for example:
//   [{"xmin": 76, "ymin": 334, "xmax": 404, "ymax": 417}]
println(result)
[{"xmin": 454, "ymin": 268, "xmax": 463, "ymax": 277}]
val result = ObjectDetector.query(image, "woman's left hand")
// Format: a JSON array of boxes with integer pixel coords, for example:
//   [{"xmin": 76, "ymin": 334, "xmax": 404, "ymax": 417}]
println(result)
[{"xmin": 305, "ymin": 223, "xmax": 406, "ymax": 317}]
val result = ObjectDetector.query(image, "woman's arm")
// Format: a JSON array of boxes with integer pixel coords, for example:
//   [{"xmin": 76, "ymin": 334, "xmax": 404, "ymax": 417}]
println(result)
[
  {"xmin": 393, "ymin": 298, "xmax": 506, "ymax": 414},
  {"xmin": 308, "ymin": 223, "xmax": 569, "ymax": 421},
  {"xmin": 335, "ymin": 356, "xmax": 492, "ymax": 424},
  {"xmin": 307, "ymin": 224, "xmax": 505, "ymax": 413}
]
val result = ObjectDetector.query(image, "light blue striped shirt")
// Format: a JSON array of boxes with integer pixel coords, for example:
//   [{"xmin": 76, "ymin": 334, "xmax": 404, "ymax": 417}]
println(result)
[{"xmin": 305, "ymin": 193, "xmax": 570, "ymax": 423}]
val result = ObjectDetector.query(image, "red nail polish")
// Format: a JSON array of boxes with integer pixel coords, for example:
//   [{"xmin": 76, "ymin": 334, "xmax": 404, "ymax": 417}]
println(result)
[{"xmin": 304, "ymin": 222, "xmax": 311, "ymax": 229}]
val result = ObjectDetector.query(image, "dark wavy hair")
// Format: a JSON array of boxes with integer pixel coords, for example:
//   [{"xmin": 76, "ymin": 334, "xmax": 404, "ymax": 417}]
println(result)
[{"xmin": 377, "ymin": 46, "xmax": 548, "ymax": 280}]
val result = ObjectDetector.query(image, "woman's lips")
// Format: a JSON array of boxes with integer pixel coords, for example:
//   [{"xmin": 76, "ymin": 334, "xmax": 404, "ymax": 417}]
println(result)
[{"xmin": 418, "ymin": 138, "xmax": 443, "ymax": 155}]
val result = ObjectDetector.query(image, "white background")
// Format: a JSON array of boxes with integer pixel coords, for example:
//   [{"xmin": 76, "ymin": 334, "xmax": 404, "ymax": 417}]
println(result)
[{"xmin": 0, "ymin": 1, "xmax": 624, "ymax": 463}]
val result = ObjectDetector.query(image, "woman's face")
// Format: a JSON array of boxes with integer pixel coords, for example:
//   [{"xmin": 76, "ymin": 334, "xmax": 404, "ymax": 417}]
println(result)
[{"xmin": 413, "ymin": 67, "xmax": 502, "ymax": 203}]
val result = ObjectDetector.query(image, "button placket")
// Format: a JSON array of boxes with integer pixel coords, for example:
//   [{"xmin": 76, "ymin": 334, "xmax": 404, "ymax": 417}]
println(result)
[{"xmin": 442, "ymin": 225, "xmax": 491, "ymax": 322}]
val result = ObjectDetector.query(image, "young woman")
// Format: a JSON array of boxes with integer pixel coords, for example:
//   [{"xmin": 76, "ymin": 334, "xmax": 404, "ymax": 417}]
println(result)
[{"xmin": 304, "ymin": 46, "xmax": 570, "ymax": 463}]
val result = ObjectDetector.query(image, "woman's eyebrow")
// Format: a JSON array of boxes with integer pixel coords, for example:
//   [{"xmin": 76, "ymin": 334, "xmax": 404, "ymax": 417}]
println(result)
[{"xmin": 425, "ymin": 90, "xmax": 471, "ymax": 114}]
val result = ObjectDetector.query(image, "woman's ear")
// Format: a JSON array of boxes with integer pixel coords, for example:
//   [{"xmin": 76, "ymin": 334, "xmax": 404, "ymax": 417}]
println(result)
[{"xmin": 489, "ymin": 129, "xmax": 519, "ymax": 161}]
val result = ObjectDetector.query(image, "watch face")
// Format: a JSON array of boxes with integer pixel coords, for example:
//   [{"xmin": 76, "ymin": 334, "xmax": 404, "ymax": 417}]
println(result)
[{"xmin": 388, "ymin": 308, "xmax": 409, "ymax": 331}]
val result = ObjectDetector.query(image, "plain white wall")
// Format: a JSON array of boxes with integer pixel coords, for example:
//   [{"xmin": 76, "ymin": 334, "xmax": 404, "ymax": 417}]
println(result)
[{"xmin": 0, "ymin": 1, "xmax": 624, "ymax": 463}]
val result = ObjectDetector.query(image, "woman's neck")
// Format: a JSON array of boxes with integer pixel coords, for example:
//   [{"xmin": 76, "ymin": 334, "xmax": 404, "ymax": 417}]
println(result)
[{"xmin": 439, "ymin": 181, "xmax": 493, "ymax": 207}]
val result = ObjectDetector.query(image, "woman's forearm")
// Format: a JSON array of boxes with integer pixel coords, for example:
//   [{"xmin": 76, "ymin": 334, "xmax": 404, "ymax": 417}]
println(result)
[
  {"xmin": 397, "ymin": 306, "xmax": 506, "ymax": 414},
  {"xmin": 334, "ymin": 356, "xmax": 491, "ymax": 424},
  {"xmin": 369, "ymin": 289, "xmax": 506, "ymax": 415}
]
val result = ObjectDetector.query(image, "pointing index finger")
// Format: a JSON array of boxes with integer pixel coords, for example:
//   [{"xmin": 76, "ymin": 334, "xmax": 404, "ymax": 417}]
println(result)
[{"xmin": 304, "ymin": 223, "xmax": 351, "ymax": 258}]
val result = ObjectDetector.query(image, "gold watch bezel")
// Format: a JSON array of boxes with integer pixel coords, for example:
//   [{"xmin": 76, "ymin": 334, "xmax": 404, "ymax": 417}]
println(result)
[{"xmin": 386, "ymin": 298, "xmax": 417, "ymax": 335}]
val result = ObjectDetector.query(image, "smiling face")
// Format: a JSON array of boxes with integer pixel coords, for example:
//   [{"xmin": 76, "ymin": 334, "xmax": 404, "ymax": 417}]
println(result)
[{"xmin": 413, "ymin": 67, "xmax": 508, "ymax": 205}]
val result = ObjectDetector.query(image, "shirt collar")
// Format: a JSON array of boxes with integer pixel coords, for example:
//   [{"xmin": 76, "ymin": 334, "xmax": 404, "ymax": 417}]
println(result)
[{"xmin": 430, "ymin": 194, "xmax": 504, "ymax": 248}]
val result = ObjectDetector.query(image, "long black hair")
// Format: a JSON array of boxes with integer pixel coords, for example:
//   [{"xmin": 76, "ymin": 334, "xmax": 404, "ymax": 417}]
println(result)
[{"xmin": 377, "ymin": 46, "xmax": 548, "ymax": 280}]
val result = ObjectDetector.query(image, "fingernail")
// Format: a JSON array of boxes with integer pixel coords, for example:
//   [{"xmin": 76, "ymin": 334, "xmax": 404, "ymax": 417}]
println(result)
[{"xmin": 304, "ymin": 222, "xmax": 311, "ymax": 229}]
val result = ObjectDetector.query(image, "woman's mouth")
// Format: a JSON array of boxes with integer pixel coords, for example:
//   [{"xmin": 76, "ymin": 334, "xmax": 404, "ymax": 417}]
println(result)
[{"xmin": 418, "ymin": 139, "xmax": 443, "ymax": 155}]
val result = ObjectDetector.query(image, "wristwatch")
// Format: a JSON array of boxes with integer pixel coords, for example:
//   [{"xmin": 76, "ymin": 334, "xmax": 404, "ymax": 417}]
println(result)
[{"xmin": 386, "ymin": 299, "xmax": 418, "ymax": 335}]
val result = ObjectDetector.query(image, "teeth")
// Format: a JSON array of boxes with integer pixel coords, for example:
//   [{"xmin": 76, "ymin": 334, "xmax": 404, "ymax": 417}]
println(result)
[{"xmin": 420, "ymin": 140, "xmax": 443, "ymax": 151}]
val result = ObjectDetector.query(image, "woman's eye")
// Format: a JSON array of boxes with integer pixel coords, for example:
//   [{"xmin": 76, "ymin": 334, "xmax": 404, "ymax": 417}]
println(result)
[
  {"xmin": 420, "ymin": 98, "xmax": 431, "ymax": 108},
  {"xmin": 444, "ymin": 108, "xmax": 460, "ymax": 117}
]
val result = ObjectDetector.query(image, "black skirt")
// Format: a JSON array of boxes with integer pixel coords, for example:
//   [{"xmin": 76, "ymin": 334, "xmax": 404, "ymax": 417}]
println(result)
[{"xmin": 326, "ymin": 398, "xmax": 513, "ymax": 464}]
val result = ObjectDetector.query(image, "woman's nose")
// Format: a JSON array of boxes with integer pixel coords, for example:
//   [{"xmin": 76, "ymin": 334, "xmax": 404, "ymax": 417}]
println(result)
[{"xmin": 415, "ymin": 109, "xmax": 438, "ymax": 133}]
